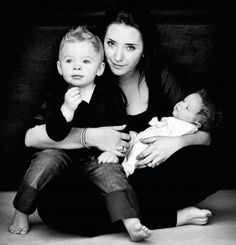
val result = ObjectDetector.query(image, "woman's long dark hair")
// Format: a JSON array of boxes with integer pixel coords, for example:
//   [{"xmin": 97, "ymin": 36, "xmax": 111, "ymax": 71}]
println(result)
[{"xmin": 97, "ymin": 0, "xmax": 163, "ymax": 88}]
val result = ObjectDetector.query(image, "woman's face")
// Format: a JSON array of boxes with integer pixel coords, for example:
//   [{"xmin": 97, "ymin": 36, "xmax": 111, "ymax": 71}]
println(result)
[{"xmin": 104, "ymin": 23, "xmax": 143, "ymax": 77}]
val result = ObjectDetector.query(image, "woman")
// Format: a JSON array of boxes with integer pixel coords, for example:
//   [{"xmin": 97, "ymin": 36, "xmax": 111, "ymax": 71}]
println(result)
[{"xmin": 25, "ymin": 1, "xmax": 220, "ymax": 236}]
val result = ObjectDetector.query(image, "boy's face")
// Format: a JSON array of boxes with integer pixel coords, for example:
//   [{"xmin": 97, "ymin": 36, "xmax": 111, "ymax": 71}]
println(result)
[
  {"xmin": 57, "ymin": 41, "xmax": 105, "ymax": 88},
  {"xmin": 172, "ymin": 93, "xmax": 203, "ymax": 123}
]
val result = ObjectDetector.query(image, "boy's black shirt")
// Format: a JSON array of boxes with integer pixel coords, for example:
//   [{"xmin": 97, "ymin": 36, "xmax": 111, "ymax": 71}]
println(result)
[{"xmin": 45, "ymin": 79, "xmax": 127, "ymax": 142}]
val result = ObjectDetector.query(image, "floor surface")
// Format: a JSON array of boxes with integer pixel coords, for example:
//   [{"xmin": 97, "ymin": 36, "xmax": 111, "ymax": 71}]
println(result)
[{"xmin": 1, "ymin": 190, "xmax": 236, "ymax": 245}]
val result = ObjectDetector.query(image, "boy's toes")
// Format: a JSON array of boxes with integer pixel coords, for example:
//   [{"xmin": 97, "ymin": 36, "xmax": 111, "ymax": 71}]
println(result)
[{"xmin": 9, "ymin": 226, "xmax": 28, "ymax": 235}]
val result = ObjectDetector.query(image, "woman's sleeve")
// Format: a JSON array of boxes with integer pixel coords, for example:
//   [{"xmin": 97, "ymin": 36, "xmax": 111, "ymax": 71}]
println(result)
[
  {"xmin": 161, "ymin": 68, "xmax": 185, "ymax": 107},
  {"xmin": 161, "ymin": 68, "xmax": 211, "ymax": 146}
]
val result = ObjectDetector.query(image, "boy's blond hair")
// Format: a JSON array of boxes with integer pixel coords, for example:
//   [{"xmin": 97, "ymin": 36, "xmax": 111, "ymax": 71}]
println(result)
[{"xmin": 58, "ymin": 25, "xmax": 104, "ymax": 62}]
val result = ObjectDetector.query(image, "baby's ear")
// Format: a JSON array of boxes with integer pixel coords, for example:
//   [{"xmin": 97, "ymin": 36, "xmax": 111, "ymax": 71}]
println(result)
[{"xmin": 195, "ymin": 121, "xmax": 201, "ymax": 129}]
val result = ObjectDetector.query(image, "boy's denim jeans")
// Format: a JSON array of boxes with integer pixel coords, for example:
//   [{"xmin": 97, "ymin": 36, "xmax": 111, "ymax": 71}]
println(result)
[{"xmin": 13, "ymin": 149, "xmax": 139, "ymax": 222}]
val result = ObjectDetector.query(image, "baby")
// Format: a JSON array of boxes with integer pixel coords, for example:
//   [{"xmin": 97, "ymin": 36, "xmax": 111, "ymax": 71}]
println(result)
[{"xmin": 122, "ymin": 89, "xmax": 220, "ymax": 176}]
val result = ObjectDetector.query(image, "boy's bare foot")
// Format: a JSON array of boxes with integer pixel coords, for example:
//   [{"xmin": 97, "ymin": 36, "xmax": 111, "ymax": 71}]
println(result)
[
  {"xmin": 123, "ymin": 218, "xmax": 152, "ymax": 242},
  {"xmin": 9, "ymin": 210, "xmax": 29, "ymax": 235},
  {"xmin": 177, "ymin": 206, "xmax": 212, "ymax": 226}
]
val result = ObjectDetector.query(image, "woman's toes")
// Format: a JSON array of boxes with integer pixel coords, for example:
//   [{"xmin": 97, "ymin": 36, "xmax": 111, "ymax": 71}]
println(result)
[{"xmin": 177, "ymin": 207, "xmax": 213, "ymax": 226}]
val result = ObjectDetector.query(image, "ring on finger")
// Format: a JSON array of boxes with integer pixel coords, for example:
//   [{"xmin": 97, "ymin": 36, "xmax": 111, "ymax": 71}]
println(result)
[{"xmin": 118, "ymin": 145, "xmax": 126, "ymax": 152}]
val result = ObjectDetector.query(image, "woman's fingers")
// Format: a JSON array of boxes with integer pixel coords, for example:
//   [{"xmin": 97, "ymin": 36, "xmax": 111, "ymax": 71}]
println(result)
[
  {"xmin": 120, "ymin": 132, "xmax": 131, "ymax": 141},
  {"xmin": 113, "ymin": 150, "xmax": 126, "ymax": 157},
  {"xmin": 110, "ymin": 125, "xmax": 127, "ymax": 131},
  {"xmin": 136, "ymin": 144, "xmax": 153, "ymax": 160},
  {"xmin": 136, "ymin": 154, "xmax": 162, "ymax": 168},
  {"xmin": 114, "ymin": 142, "xmax": 130, "ymax": 157},
  {"xmin": 136, "ymin": 153, "xmax": 155, "ymax": 167},
  {"xmin": 135, "ymin": 143, "xmax": 164, "ymax": 168},
  {"xmin": 139, "ymin": 136, "xmax": 160, "ymax": 144},
  {"xmin": 118, "ymin": 140, "xmax": 130, "ymax": 149}
]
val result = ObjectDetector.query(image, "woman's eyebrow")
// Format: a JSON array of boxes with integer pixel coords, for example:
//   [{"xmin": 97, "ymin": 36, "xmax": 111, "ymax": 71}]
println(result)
[
  {"xmin": 125, "ymin": 43, "xmax": 138, "ymax": 46},
  {"xmin": 106, "ymin": 37, "xmax": 115, "ymax": 42}
]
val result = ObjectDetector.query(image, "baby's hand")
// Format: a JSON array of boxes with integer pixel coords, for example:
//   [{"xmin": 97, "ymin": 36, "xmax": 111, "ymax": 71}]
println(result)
[
  {"xmin": 64, "ymin": 87, "xmax": 82, "ymax": 111},
  {"xmin": 98, "ymin": 152, "xmax": 119, "ymax": 164}
]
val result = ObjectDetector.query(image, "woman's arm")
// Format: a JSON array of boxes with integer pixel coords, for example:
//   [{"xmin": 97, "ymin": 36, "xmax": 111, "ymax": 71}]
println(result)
[
  {"xmin": 25, "ymin": 124, "xmax": 130, "ymax": 156},
  {"xmin": 135, "ymin": 130, "xmax": 210, "ymax": 168},
  {"xmin": 25, "ymin": 124, "xmax": 84, "ymax": 149}
]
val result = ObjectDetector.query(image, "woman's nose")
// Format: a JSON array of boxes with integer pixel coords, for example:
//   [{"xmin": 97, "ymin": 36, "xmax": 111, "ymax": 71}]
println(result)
[{"xmin": 114, "ymin": 48, "xmax": 124, "ymax": 62}]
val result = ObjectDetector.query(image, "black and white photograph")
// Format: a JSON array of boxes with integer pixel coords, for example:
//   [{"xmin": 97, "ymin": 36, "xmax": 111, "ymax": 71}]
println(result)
[{"xmin": 0, "ymin": 0, "xmax": 234, "ymax": 244}]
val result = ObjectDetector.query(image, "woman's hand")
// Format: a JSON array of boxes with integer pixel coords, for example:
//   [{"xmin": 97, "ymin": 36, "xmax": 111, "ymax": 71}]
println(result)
[
  {"xmin": 86, "ymin": 125, "xmax": 131, "ymax": 157},
  {"xmin": 25, "ymin": 124, "xmax": 131, "ymax": 154},
  {"xmin": 135, "ymin": 136, "xmax": 182, "ymax": 168}
]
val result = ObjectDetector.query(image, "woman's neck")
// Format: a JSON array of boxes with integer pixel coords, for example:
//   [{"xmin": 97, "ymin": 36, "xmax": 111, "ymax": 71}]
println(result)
[
  {"xmin": 118, "ymin": 70, "xmax": 149, "ymax": 115},
  {"xmin": 118, "ymin": 69, "xmax": 140, "ymax": 89}
]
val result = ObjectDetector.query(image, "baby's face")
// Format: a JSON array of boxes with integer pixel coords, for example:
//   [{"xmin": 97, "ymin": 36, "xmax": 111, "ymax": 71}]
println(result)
[{"xmin": 172, "ymin": 93, "xmax": 203, "ymax": 123}]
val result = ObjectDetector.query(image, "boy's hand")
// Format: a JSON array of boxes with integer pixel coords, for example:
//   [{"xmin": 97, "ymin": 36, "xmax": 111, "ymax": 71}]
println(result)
[
  {"xmin": 64, "ymin": 87, "xmax": 82, "ymax": 111},
  {"xmin": 98, "ymin": 152, "xmax": 119, "ymax": 164}
]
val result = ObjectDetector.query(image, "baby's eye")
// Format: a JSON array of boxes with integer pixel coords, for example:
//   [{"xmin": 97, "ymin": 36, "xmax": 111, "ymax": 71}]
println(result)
[
  {"xmin": 65, "ymin": 59, "xmax": 72, "ymax": 63},
  {"xmin": 83, "ymin": 59, "xmax": 91, "ymax": 64}
]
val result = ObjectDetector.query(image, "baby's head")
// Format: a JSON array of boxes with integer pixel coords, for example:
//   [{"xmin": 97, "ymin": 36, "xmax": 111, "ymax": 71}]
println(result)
[
  {"xmin": 57, "ymin": 25, "xmax": 105, "ymax": 86},
  {"xmin": 173, "ymin": 89, "xmax": 221, "ymax": 132}
]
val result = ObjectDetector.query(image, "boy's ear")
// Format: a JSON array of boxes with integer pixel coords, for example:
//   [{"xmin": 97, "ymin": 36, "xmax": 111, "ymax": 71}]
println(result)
[
  {"xmin": 57, "ymin": 61, "xmax": 63, "ymax": 75},
  {"xmin": 96, "ymin": 62, "xmax": 105, "ymax": 76},
  {"xmin": 195, "ymin": 121, "xmax": 201, "ymax": 129}
]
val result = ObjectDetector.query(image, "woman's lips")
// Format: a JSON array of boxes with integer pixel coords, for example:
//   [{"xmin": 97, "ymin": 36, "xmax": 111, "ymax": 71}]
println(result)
[{"xmin": 111, "ymin": 62, "xmax": 126, "ymax": 69}]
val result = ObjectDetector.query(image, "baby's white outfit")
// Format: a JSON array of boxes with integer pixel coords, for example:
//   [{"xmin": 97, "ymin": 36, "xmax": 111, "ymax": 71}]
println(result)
[{"xmin": 122, "ymin": 117, "xmax": 198, "ymax": 176}]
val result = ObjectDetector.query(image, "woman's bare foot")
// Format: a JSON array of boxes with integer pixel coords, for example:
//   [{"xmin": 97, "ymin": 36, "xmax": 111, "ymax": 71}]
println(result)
[
  {"xmin": 177, "ymin": 206, "xmax": 212, "ymax": 226},
  {"xmin": 123, "ymin": 218, "xmax": 152, "ymax": 242},
  {"xmin": 9, "ymin": 210, "xmax": 29, "ymax": 235}
]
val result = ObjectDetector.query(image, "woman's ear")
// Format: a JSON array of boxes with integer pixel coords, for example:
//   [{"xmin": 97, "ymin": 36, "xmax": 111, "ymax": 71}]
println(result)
[
  {"xmin": 57, "ymin": 61, "xmax": 63, "ymax": 75},
  {"xmin": 96, "ymin": 62, "xmax": 105, "ymax": 76},
  {"xmin": 195, "ymin": 121, "xmax": 201, "ymax": 129}
]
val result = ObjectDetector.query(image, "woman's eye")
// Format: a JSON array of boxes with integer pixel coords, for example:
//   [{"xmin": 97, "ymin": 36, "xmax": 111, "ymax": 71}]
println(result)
[
  {"xmin": 107, "ymin": 40, "xmax": 115, "ymax": 46},
  {"xmin": 127, "ymin": 45, "xmax": 135, "ymax": 51}
]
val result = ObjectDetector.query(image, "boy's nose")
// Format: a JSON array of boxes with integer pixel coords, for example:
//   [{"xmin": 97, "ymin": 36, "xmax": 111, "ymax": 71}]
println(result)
[{"xmin": 73, "ymin": 62, "xmax": 81, "ymax": 70}]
